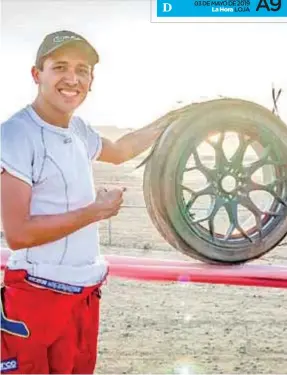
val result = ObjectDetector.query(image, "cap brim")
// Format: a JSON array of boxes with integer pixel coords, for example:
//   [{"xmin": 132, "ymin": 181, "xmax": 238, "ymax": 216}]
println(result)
[{"xmin": 39, "ymin": 39, "xmax": 99, "ymax": 66}]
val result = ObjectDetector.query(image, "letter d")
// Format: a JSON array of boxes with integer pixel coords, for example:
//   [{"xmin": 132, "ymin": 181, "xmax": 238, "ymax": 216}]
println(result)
[{"xmin": 163, "ymin": 2, "xmax": 172, "ymax": 12}]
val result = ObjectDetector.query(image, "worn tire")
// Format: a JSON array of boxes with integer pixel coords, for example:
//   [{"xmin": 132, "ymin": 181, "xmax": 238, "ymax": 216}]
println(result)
[{"xmin": 143, "ymin": 98, "xmax": 287, "ymax": 264}]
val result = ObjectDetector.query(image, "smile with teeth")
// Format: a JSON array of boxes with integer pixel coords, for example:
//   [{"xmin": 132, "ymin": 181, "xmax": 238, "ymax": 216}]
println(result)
[{"xmin": 58, "ymin": 89, "xmax": 80, "ymax": 98}]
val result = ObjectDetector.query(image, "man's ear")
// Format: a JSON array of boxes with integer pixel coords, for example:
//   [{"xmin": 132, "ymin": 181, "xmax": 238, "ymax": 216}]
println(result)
[
  {"xmin": 89, "ymin": 70, "xmax": 94, "ymax": 92},
  {"xmin": 31, "ymin": 66, "xmax": 40, "ymax": 85}
]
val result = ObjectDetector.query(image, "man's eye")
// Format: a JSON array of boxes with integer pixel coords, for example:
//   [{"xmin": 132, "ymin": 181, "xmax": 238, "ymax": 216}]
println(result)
[
  {"xmin": 53, "ymin": 66, "xmax": 65, "ymax": 71},
  {"xmin": 79, "ymin": 68, "xmax": 89, "ymax": 75}
]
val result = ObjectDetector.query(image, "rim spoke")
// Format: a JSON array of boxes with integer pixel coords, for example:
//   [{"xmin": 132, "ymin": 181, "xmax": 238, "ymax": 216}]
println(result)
[
  {"xmin": 245, "ymin": 181, "xmax": 287, "ymax": 207},
  {"xmin": 237, "ymin": 195, "xmax": 263, "ymax": 238},
  {"xmin": 181, "ymin": 184, "xmax": 194, "ymax": 196},
  {"xmin": 225, "ymin": 201, "xmax": 253, "ymax": 242},
  {"xmin": 230, "ymin": 134, "xmax": 252, "ymax": 169},
  {"xmin": 207, "ymin": 132, "xmax": 229, "ymax": 171},
  {"xmin": 208, "ymin": 218, "xmax": 215, "ymax": 240},
  {"xmin": 192, "ymin": 149, "xmax": 216, "ymax": 180},
  {"xmin": 224, "ymin": 223, "xmax": 236, "ymax": 240},
  {"xmin": 266, "ymin": 189, "xmax": 287, "ymax": 206},
  {"xmin": 184, "ymin": 166, "xmax": 197, "ymax": 173},
  {"xmin": 181, "ymin": 183, "xmax": 216, "ymax": 199},
  {"xmin": 182, "ymin": 183, "xmax": 216, "ymax": 215},
  {"xmin": 206, "ymin": 197, "xmax": 226, "ymax": 239},
  {"xmin": 192, "ymin": 197, "xmax": 224, "ymax": 227},
  {"xmin": 243, "ymin": 145, "xmax": 273, "ymax": 175}
]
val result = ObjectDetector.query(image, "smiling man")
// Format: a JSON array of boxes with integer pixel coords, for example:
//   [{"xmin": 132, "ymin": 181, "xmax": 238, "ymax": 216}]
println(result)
[{"xmin": 0, "ymin": 30, "xmax": 180, "ymax": 374}]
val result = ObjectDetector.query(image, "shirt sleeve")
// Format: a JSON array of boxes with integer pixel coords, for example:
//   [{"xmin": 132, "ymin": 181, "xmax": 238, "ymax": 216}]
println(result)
[
  {"xmin": 86, "ymin": 123, "xmax": 103, "ymax": 160},
  {"xmin": 1, "ymin": 120, "xmax": 34, "ymax": 186}
]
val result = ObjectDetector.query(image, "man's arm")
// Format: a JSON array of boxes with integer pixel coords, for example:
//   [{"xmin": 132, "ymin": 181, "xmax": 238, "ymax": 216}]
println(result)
[
  {"xmin": 1, "ymin": 172, "xmax": 123, "ymax": 250},
  {"xmin": 98, "ymin": 126, "xmax": 162, "ymax": 165},
  {"xmin": 97, "ymin": 107, "xmax": 184, "ymax": 165}
]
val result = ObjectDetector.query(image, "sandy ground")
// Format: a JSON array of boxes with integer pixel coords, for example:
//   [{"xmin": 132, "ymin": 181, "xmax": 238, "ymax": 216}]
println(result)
[{"xmin": 96, "ymin": 245, "xmax": 287, "ymax": 375}]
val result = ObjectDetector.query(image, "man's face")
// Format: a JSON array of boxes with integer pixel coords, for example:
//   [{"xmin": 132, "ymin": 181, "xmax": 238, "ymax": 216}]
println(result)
[{"xmin": 32, "ymin": 44, "xmax": 94, "ymax": 114}]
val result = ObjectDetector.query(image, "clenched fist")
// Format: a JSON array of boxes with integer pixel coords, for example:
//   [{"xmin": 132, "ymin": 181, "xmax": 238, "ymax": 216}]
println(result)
[{"xmin": 92, "ymin": 187, "xmax": 126, "ymax": 221}]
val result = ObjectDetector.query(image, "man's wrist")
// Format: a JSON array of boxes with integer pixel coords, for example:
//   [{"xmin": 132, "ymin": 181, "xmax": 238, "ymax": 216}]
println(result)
[{"xmin": 81, "ymin": 203, "xmax": 99, "ymax": 224}]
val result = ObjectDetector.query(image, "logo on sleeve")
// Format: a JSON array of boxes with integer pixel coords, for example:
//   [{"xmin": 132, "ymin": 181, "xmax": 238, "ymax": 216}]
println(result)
[{"xmin": 0, "ymin": 358, "xmax": 18, "ymax": 373}]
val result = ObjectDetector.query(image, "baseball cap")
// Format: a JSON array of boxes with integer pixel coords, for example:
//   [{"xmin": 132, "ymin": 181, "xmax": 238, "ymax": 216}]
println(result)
[{"xmin": 35, "ymin": 30, "xmax": 99, "ymax": 68}]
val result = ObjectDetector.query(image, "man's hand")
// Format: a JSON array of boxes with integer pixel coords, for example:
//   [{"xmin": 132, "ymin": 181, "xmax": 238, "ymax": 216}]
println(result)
[
  {"xmin": 151, "ymin": 102, "xmax": 197, "ymax": 131},
  {"xmin": 93, "ymin": 187, "xmax": 125, "ymax": 220}
]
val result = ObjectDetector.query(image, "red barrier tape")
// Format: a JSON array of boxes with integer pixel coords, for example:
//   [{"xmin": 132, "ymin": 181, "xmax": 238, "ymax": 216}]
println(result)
[
  {"xmin": 106, "ymin": 255, "xmax": 287, "ymax": 279},
  {"xmin": 1, "ymin": 248, "xmax": 287, "ymax": 288},
  {"xmin": 108, "ymin": 263, "xmax": 287, "ymax": 288}
]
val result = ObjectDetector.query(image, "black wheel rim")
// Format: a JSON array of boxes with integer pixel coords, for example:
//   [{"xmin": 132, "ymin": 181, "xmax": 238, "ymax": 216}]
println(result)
[{"xmin": 175, "ymin": 125, "xmax": 287, "ymax": 249}]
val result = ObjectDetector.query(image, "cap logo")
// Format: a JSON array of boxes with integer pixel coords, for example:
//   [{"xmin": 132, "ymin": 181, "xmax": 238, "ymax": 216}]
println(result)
[{"xmin": 53, "ymin": 35, "xmax": 83, "ymax": 43}]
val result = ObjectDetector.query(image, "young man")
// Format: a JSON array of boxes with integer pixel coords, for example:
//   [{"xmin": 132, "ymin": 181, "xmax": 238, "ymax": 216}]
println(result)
[{"xmin": 0, "ymin": 30, "xmax": 181, "ymax": 374}]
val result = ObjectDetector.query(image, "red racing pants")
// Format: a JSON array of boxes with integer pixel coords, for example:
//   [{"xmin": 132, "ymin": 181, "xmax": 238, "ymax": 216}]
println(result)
[{"xmin": 1, "ymin": 269, "xmax": 105, "ymax": 374}]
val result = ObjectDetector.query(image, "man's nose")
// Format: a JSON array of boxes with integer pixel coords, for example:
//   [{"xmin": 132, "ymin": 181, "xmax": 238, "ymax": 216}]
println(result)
[{"xmin": 64, "ymin": 71, "xmax": 79, "ymax": 85}]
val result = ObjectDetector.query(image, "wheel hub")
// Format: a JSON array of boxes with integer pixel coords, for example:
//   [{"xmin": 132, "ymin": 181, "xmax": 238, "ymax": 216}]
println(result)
[{"xmin": 220, "ymin": 174, "xmax": 237, "ymax": 194}]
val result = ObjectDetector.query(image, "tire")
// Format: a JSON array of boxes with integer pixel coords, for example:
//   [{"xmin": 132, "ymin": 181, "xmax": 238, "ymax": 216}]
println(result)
[{"xmin": 143, "ymin": 98, "xmax": 287, "ymax": 264}]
